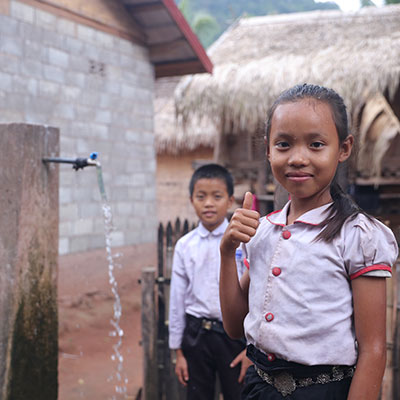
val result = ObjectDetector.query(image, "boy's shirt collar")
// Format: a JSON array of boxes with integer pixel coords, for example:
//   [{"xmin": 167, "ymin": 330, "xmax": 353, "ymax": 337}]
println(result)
[
  {"xmin": 267, "ymin": 201, "xmax": 333, "ymax": 227},
  {"xmin": 198, "ymin": 218, "xmax": 229, "ymax": 237}
]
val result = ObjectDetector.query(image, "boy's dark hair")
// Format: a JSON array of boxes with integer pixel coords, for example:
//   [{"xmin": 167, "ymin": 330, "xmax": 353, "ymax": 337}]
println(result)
[
  {"xmin": 189, "ymin": 164, "xmax": 234, "ymax": 197},
  {"xmin": 266, "ymin": 83, "xmax": 370, "ymax": 242}
]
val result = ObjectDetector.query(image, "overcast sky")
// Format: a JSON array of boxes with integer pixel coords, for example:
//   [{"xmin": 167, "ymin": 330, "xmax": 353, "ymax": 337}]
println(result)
[{"xmin": 316, "ymin": 0, "xmax": 384, "ymax": 12}]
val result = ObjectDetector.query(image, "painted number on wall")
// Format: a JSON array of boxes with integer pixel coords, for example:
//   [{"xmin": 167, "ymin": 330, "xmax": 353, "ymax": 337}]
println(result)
[{"xmin": 89, "ymin": 60, "xmax": 106, "ymax": 77}]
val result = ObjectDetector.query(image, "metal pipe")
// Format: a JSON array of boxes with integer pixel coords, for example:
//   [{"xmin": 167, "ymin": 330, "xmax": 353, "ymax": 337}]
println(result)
[
  {"xmin": 42, "ymin": 152, "xmax": 100, "ymax": 170},
  {"xmin": 42, "ymin": 157, "xmax": 79, "ymax": 165}
]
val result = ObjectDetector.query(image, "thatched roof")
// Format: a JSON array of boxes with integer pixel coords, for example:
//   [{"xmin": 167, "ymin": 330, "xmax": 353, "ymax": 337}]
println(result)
[
  {"xmin": 155, "ymin": 76, "xmax": 217, "ymax": 154},
  {"xmin": 155, "ymin": 5, "xmax": 400, "ymax": 156}
]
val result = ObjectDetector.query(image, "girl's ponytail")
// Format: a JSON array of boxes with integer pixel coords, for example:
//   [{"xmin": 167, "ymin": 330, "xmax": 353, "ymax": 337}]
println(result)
[{"xmin": 316, "ymin": 180, "xmax": 370, "ymax": 242}]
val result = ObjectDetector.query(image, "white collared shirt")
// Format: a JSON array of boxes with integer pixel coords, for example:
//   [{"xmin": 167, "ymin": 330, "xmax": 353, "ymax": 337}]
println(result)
[
  {"xmin": 244, "ymin": 201, "xmax": 398, "ymax": 366},
  {"xmin": 169, "ymin": 219, "xmax": 244, "ymax": 349}
]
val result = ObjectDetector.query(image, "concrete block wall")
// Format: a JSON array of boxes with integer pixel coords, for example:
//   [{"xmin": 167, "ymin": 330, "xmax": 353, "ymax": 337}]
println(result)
[{"xmin": 0, "ymin": 0, "xmax": 158, "ymax": 254}]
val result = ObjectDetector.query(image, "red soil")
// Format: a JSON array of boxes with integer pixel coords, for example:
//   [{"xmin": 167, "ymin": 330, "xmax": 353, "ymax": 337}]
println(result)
[{"xmin": 58, "ymin": 243, "xmax": 156, "ymax": 400}]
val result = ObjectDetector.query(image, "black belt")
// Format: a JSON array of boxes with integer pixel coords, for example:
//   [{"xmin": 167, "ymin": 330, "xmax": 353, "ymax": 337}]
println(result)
[
  {"xmin": 247, "ymin": 344, "xmax": 355, "ymax": 397},
  {"xmin": 185, "ymin": 314, "xmax": 225, "ymax": 334}
]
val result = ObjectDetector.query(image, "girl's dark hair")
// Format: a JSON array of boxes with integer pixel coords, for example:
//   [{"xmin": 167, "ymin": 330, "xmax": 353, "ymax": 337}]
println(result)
[
  {"xmin": 266, "ymin": 83, "xmax": 369, "ymax": 242},
  {"xmin": 189, "ymin": 163, "xmax": 234, "ymax": 197}
]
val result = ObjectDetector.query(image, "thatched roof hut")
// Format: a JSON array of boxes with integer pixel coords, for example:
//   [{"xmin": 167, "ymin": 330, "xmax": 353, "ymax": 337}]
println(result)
[
  {"xmin": 155, "ymin": 75, "xmax": 217, "ymax": 154},
  {"xmin": 156, "ymin": 5, "xmax": 400, "ymax": 180}
]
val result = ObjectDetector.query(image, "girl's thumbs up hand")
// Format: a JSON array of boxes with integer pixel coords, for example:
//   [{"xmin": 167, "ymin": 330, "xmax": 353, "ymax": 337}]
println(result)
[
  {"xmin": 242, "ymin": 191, "xmax": 254, "ymax": 210},
  {"xmin": 220, "ymin": 192, "xmax": 260, "ymax": 255}
]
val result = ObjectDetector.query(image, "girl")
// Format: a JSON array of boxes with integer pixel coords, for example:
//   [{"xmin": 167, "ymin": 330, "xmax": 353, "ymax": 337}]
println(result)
[{"xmin": 219, "ymin": 84, "xmax": 398, "ymax": 400}]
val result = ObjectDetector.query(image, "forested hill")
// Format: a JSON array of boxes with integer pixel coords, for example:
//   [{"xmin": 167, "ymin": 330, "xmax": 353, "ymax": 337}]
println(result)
[{"xmin": 176, "ymin": 0, "xmax": 340, "ymax": 47}]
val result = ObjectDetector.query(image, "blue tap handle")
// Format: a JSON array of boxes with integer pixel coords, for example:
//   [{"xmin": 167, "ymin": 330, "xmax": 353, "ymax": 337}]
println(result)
[{"xmin": 90, "ymin": 152, "xmax": 98, "ymax": 160}]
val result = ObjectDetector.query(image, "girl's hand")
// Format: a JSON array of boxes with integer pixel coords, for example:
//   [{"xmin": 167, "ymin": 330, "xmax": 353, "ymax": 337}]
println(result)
[
  {"xmin": 230, "ymin": 349, "xmax": 253, "ymax": 383},
  {"xmin": 219, "ymin": 193, "xmax": 256, "ymax": 338},
  {"xmin": 174, "ymin": 349, "xmax": 189, "ymax": 386},
  {"xmin": 221, "ymin": 192, "xmax": 260, "ymax": 254}
]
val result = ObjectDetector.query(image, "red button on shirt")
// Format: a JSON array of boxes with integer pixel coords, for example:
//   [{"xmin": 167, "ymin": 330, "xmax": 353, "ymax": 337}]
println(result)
[
  {"xmin": 272, "ymin": 267, "xmax": 281, "ymax": 276},
  {"xmin": 265, "ymin": 313, "xmax": 274, "ymax": 322},
  {"xmin": 267, "ymin": 353, "xmax": 276, "ymax": 362},
  {"xmin": 282, "ymin": 230, "xmax": 291, "ymax": 239}
]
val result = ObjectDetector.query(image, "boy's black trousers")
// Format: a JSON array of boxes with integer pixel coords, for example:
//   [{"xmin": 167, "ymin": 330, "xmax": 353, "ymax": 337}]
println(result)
[{"xmin": 181, "ymin": 313, "xmax": 246, "ymax": 400}]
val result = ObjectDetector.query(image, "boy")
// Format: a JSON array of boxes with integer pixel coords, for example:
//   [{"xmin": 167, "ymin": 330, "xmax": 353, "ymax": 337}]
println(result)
[{"xmin": 168, "ymin": 164, "xmax": 250, "ymax": 400}]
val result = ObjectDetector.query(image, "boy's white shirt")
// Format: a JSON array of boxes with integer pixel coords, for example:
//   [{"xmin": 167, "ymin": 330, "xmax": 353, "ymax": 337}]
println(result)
[
  {"xmin": 244, "ymin": 201, "xmax": 398, "ymax": 366},
  {"xmin": 169, "ymin": 218, "xmax": 242, "ymax": 350}
]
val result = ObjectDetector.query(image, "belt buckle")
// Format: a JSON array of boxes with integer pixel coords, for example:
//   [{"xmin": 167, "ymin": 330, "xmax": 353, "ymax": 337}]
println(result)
[
  {"xmin": 202, "ymin": 320, "xmax": 212, "ymax": 330},
  {"xmin": 273, "ymin": 372, "xmax": 296, "ymax": 397}
]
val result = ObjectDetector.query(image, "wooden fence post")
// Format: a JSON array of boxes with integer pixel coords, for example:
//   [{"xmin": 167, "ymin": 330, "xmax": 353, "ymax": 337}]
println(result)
[
  {"xmin": 164, "ymin": 222, "xmax": 186, "ymax": 399},
  {"xmin": 141, "ymin": 267, "xmax": 157, "ymax": 400},
  {"xmin": 174, "ymin": 218, "xmax": 181, "ymax": 238},
  {"xmin": 157, "ymin": 224, "xmax": 166, "ymax": 400},
  {"xmin": 155, "ymin": 219, "xmax": 195, "ymax": 399},
  {"xmin": 182, "ymin": 219, "xmax": 189, "ymax": 237}
]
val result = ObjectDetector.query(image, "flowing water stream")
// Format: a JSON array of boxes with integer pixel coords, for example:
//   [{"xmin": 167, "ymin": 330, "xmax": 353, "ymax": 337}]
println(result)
[{"xmin": 96, "ymin": 164, "xmax": 128, "ymax": 399}]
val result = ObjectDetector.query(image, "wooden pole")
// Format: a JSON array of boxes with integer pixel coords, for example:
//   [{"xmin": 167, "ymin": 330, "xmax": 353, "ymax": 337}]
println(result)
[
  {"xmin": 165, "ymin": 222, "xmax": 180, "ymax": 400},
  {"xmin": 165, "ymin": 222, "xmax": 187, "ymax": 399},
  {"xmin": 141, "ymin": 267, "xmax": 157, "ymax": 400},
  {"xmin": 157, "ymin": 224, "xmax": 166, "ymax": 400}
]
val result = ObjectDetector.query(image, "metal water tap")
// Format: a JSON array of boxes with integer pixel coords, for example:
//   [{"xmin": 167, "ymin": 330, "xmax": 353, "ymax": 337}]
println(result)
[{"xmin": 42, "ymin": 152, "xmax": 100, "ymax": 170}]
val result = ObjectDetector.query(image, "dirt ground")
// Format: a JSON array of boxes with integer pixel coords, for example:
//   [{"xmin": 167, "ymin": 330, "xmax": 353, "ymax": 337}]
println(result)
[{"xmin": 58, "ymin": 243, "xmax": 156, "ymax": 400}]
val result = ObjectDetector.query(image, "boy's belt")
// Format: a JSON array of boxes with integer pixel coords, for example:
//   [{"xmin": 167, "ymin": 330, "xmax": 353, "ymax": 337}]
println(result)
[
  {"xmin": 201, "ymin": 318, "xmax": 224, "ymax": 333},
  {"xmin": 185, "ymin": 314, "xmax": 225, "ymax": 334}
]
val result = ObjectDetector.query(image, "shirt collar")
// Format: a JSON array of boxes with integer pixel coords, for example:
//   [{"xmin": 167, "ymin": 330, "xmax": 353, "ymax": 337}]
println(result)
[
  {"xmin": 198, "ymin": 218, "xmax": 229, "ymax": 238},
  {"xmin": 267, "ymin": 201, "xmax": 333, "ymax": 227}
]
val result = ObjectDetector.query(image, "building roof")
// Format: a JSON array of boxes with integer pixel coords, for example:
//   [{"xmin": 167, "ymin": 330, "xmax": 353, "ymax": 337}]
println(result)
[
  {"xmin": 156, "ymin": 5, "xmax": 400, "ymax": 160},
  {"xmin": 121, "ymin": 0, "xmax": 213, "ymax": 77}
]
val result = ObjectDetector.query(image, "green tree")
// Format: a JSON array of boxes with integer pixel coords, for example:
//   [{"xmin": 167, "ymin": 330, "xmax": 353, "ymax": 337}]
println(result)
[
  {"xmin": 178, "ymin": 0, "xmax": 193, "ymax": 22},
  {"xmin": 360, "ymin": 0, "xmax": 376, "ymax": 6},
  {"xmin": 385, "ymin": 0, "xmax": 400, "ymax": 3},
  {"xmin": 191, "ymin": 12, "xmax": 220, "ymax": 48},
  {"xmin": 178, "ymin": 0, "xmax": 220, "ymax": 48}
]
